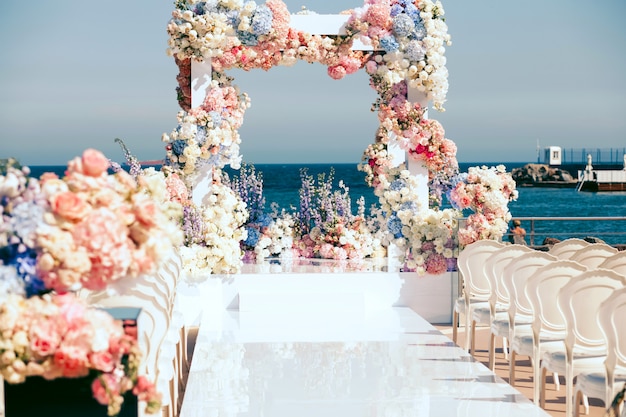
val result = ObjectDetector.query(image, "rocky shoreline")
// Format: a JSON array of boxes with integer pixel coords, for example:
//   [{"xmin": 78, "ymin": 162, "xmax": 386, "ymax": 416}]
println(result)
[{"xmin": 511, "ymin": 163, "xmax": 578, "ymax": 187}]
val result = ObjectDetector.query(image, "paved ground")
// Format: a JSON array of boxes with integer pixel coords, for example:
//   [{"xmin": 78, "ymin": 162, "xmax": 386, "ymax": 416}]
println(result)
[{"xmin": 435, "ymin": 323, "xmax": 609, "ymax": 417}]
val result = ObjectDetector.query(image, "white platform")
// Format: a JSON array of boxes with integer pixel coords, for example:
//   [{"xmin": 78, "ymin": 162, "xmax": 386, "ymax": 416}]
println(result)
[
  {"xmin": 181, "ymin": 258, "xmax": 458, "ymax": 325},
  {"xmin": 179, "ymin": 307, "xmax": 551, "ymax": 417}
]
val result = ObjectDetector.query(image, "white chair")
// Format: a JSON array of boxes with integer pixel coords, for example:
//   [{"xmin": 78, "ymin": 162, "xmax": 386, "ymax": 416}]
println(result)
[
  {"xmin": 524, "ymin": 259, "xmax": 588, "ymax": 405},
  {"xmin": 478, "ymin": 244, "xmax": 534, "ymax": 369},
  {"xmin": 499, "ymin": 251, "xmax": 558, "ymax": 385},
  {"xmin": 573, "ymin": 287, "xmax": 626, "ymax": 417},
  {"xmin": 540, "ymin": 269, "xmax": 626, "ymax": 417},
  {"xmin": 598, "ymin": 251, "xmax": 626, "ymax": 276},
  {"xmin": 569, "ymin": 243, "xmax": 619, "ymax": 269},
  {"xmin": 548, "ymin": 238, "xmax": 591, "ymax": 259},
  {"xmin": 453, "ymin": 240, "xmax": 506, "ymax": 352}
]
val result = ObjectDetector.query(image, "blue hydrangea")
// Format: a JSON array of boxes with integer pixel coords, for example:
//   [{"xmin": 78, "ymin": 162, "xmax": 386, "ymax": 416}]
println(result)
[
  {"xmin": 390, "ymin": 179, "xmax": 406, "ymax": 191},
  {"xmin": 390, "ymin": 4, "xmax": 403, "ymax": 17},
  {"xmin": 225, "ymin": 9, "xmax": 240, "ymax": 27},
  {"xmin": 172, "ymin": 139, "xmax": 187, "ymax": 156},
  {"xmin": 251, "ymin": 5, "xmax": 273, "ymax": 36},
  {"xmin": 196, "ymin": 126, "xmax": 207, "ymax": 146},
  {"xmin": 387, "ymin": 215, "xmax": 404, "ymax": 238},
  {"xmin": 413, "ymin": 21, "xmax": 427, "ymax": 40},
  {"xmin": 405, "ymin": 40, "xmax": 426, "ymax": 61},
  {"xmin": 405, "ymin": 3, "xmax": 421, "ymax": 22},
  {"xmin": 11, "ymin": 251, "xmax": 45, "ymax": 297},
  {"xmin": 379, "ymin": 35, "xmax": 400, "ymax": 53},
  {"xmin": 11, "ymin": 202, "xmax": 44, "ymax": 246},
  {"xmin": 244, "ymin": 226, "xmax": 261, "ymax": 247},
  {"xmin": 209, "ymin": 111, "xmax": 222, "ymax": 128},
  {"xmin": 400, "ymin": 201, "xmax": 417, "ymax": 211},
  {"xmin": 0, "ymin": 265, "xmax": 25, "ymax": 298},
  {"xmin": 237, "ymin": 30, "xmax": 259, "ymax": 46},
  {"xmin": 393, "ymin": 14, "xmax": 415, "ymax": 38},
  {"xmin": 257, "ymin": 213, "xmax": 273, "ymax": 228}
]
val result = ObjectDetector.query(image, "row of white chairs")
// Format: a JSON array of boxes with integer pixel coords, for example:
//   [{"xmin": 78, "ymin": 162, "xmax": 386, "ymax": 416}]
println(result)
[
  {"xmin": 453, "ymin": 238, "xmax": 626, "ymax": 417},
  {"xmin": 82, "ymin": 249, "xmax": 187, "ymax": 417}
]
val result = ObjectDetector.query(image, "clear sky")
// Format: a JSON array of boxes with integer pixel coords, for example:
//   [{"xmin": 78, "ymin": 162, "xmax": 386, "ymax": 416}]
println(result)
[{"xmin": 1, "ymin": 0, "xmax": 625, "ymax": 166}]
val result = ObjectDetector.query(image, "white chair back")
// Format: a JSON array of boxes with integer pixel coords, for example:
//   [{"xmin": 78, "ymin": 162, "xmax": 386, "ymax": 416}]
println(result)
[
  {"xmin": 598, "ymin": 286, "xmax": 626, "ymax": 405},
  {"xmin": 548, "ymin": 238, "xmax": 591, "ymax": 259},
  {"xmin": 504, "ymin": 251, "xmax": 558, "ymax": 325},
  {"xmin": 570, "ymin": 243, "xmax": 619, "ymax": 269},
  {"xmin": 485, "ymin": 244, "xmax": 534, "ymax": 315},
  {"xmin": 527, "ymin": 260, "xmax": 588, "ymax": 338},
  {"xmin": 559, "ymin": 269, "xmax": 626, "ymax": 356},
  {"xmin": 457, "ymin": 240, "xmax": 506, "ymax": 302},
  {"xmin": 598, "ymin": 251, "xmax": 626, "ymax": 276}
]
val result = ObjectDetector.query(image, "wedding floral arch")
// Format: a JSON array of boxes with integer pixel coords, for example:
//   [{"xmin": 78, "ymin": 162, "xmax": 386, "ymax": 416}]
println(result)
[{"xmin": 161, "ymin": 0, "xmax": 517, "ymax": 276}]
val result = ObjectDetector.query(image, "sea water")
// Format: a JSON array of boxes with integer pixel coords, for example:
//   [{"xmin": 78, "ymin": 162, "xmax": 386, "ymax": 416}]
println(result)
[{"xmin": 26, "ymin": 162, "xmax": 626, "ymax": 245}]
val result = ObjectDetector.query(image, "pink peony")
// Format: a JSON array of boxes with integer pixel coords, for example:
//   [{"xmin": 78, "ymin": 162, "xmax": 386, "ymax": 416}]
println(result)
[
  {"xmin": 29, "ymin": 318, "xmax": 62, "ymax": 357},
  {"xmin": 424, "ymin": 253, "xmax": 447, "ymax": 275}
]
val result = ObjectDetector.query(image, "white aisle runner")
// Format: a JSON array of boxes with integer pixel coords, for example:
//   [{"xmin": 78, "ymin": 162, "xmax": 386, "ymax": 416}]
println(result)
[{"xmin": 179, "ymin": 307, "xmax": 551, "ymax": 417}]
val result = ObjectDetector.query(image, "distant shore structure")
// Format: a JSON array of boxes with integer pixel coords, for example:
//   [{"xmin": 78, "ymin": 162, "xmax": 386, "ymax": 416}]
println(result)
[{"xmin": 541, "ymin": 146, "xmax": 626, "ymax": 171}]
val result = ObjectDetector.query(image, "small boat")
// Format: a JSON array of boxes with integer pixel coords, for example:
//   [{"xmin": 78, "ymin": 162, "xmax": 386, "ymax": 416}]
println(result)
[{"xmin": 576, "ymin": 154, "xmax": 626, "ymax": 192}]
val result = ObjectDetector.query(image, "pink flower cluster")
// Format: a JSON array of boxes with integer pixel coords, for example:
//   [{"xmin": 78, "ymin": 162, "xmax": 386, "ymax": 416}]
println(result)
[
  {"xmin": 0, "ymin": 293, "xmax": 162, "ymax": 416},
  {"xmin": 36, "ymin": 149, "xmax": 181, "ymax": 292},
  {"xmin": 449, "ymin": 166, "xmax": 518, "ymax": 246}
]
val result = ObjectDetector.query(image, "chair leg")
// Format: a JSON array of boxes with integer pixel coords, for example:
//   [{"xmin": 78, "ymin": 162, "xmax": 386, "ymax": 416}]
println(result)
[
  {"xmin": 464, "ymin": 311, "xmax": 471, "ymax": 352},
  {"xmin": 509, "ymin": 350, "xmax": 516, "ymax": 386},
  {"xmin": 452, "ymin": 311, "xmax": 459, "ymax": 344},
  {"xmin": 470, "ymin": 320, "xmax": 477, "ymax": 355},
  {"xmin": 555, "ymin": 372, "xmax": 561, "ymax": 391},
  {"xmin": 503, "ymin": 337, "xmax": 509, "ymax": 360},
  {"xmin": 533, "ymin": 350, "xmax": 541, "ymax": 405},
  {"xmin": 488, "ymin": 332, "xmax": 495, "ymax": 370},
  {"xmin": 541, "ymin": 367, "xmax": 547, "ymax": 409},
  {"xmin": 574, "ymin": 390, "xmax": 583, "ymax": 417},
  {"xmin": 582, "ymin": 394, "xmax": 589, "ymax": 415}
]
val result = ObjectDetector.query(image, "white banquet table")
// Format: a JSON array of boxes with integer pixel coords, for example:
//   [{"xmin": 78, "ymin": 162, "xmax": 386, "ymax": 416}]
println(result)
[{"xmin": 179, "ymin": 307, "xmax": 551, "ymax": 417}]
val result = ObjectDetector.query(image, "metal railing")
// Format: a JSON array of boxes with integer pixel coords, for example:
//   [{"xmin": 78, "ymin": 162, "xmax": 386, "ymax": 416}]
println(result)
[{"xmin": 505, "ymin": 216, "xmax": 626, "ymax": 247}]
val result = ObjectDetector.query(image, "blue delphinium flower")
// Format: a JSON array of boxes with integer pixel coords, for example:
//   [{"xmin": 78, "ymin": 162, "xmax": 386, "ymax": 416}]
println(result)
[
  {"xmin": 257, "ymin": 213, "xmax": 273, "ymax": 228},
  {"xmin": 251, "ymin": 5, "xmax": 273, "ymax": 36},
  {"xmin": 224, "ymin": 9, "xmax": 240, "ymax": 26},
  {"xmin": 393, "ymin": 14, "xmax": 415, "ymax": 38},
  {"xmin": 387, "ymin": 214, "xmax": 404, "ymax": 238},
  {"xmin": 405, "ymin": 40, "xmax": 426, "ymax": 61},
  {"xmin": 405, "ymin": 3, "xmax": 421, "ymax": 22},
  {"xmin": 379, "ymin": 36, "xmax": 400, "ymax": 53}
]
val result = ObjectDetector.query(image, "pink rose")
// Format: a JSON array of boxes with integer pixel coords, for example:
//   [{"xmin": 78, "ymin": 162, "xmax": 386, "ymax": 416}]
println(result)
[
  {"xmin": 91, "ymin": 373, "xmax": 121, "ymax": 405},
  {"xmin": 50, "ymin": 191, "xmax": 90, "ymax": 221},
  {"xmin": 54, "ymin": 345, "xmax": 90, "ymax": 377},
  {"xmin": 133, "ymin": 198, "xmax": 157, "ymax": 227},
  {"xmin": 81, "ymin": 149, "xmax": 110, "ymax": 177}
]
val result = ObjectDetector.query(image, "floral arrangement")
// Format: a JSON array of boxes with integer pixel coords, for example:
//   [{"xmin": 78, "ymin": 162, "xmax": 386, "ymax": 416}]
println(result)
[
  {"xmin": 161, "ymin": 0, "xmax": 519, "ymax": 274},
  {"xmin": 347, "ymin": 0, "xmax": 452, "ymax": 110},
  {"xmin": 226, "ymin": 164, "xmax": 295, "ymax": 262},
  {"xmin": 376, "ymin": 166, "xmax": 460, "ymax": 274},
  {"xmin": 163, "ymin": 75, "xmax": 250, "ymax": 177},
  {"xmin": 177, "ymin": 171, "xmax": 248, "ymax": 280},
  {"xmin": 448, "ymin": 165, "xmax": 518, "ymax": 246},
  {"xmin": 293, "ymin": 168, "xmax": 384, "ymax": 261},
  {"xmin": 39, "ymin": 149, "xmax": 182, "ymax": 292},
  {"xmin": 0, "ymin": 292, "xmax": 161, "ymax": 416}
]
